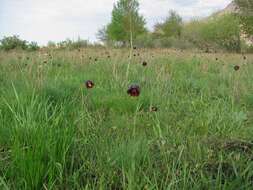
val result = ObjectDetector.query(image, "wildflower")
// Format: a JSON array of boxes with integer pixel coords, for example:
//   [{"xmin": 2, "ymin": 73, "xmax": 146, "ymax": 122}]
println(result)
[
  {"xmin": 85, "ymin": 80, "xmax": 94, "ymax": 89},
  {"xmin": 127, "ymin": 84, "xmax": 140, "ymax": 97}
]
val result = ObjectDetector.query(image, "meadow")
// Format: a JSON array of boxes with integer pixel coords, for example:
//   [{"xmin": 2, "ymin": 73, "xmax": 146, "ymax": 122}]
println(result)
[{"xmin": 0, "ymin": 48, "xmax": 253, "ymax": 189}]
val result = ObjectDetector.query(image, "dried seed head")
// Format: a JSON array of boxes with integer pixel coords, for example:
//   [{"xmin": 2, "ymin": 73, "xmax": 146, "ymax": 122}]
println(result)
[
  {"xmin": 150, "ymin": 106, "xmax": 158, "ymax": 112},
  {"xmin": 142, "ymin": 61, "xmax": 147, "ymax": 66},
  {"xmin": 234, "ymin": 65, "xmax": 240, "ymax": 71}
]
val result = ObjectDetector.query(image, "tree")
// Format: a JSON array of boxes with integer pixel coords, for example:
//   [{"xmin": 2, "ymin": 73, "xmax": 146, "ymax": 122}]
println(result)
[
  {"xmin": 154, "ymin": 10, "xmax": 183, "ymax": 38},
  {"xmin": 27, "ymin": 41, "xmax": 40, "ymax": 51},
  {"xmin": 235, "ymin": 0, "xmax": 253, "ymax": 36},
  {"xmin": 182, "ymin": 14, "xmax": 241, "ymax": 52},
  {"xmin": 0, "ymin": 35, "xmax": 27, "ymax": 51},
  {"xmin": 203, "ymin": 14, "xmax": 241, "ymax": 52},
  {"xmin": 106, "ymin": 0, "xmax": 147, "ymax": 45},
  {"xmin": 97, "ymin": 26, "xmax": 109, "ymax": 44},
  {"xmin": 47, "ymin": 41, "xmax": 56, "ymax": 48}
]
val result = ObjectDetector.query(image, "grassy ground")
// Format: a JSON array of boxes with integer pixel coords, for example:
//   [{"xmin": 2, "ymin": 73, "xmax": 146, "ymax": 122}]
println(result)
[{"xmin": 0, "ymin": 48, "xmax": 253, "ymax": 189}]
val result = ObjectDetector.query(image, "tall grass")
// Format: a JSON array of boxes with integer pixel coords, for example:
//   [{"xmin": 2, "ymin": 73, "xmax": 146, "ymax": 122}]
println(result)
[{"xmin": 0, "ymin": 49, "xmax": 253, "ymax": 189}]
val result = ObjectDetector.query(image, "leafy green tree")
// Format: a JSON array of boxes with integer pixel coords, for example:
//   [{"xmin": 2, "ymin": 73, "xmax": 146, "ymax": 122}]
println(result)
[
  {"xmin": 154, "ymin": 10, "xmax": 183, "ymax": 38},
  {"xmin": 56, "ymin": 38, "xmax": 88, "ymax": 50},
  {"xmin": 97, "ymin": 26, "xmax": 109, "ymax": 44},
  {"xmin": 202, "ymin": 14, "xmax": 241, "ymax": 52},
  {"xmin": 235, "ymin": 0, "xmax": 253, "ymax": 36},
  {"xmin": 27, "ymin": 42, "xmax": 40, "ymax": 51},
  {"xmin": 106, "ymin": 0, "xmax": 147, "ymax": 45},
  {"xmin": 47, "ymin": 41, "xmax": 56, "ymax": 48},
  {"xmin": 182, "ymin": 14, "xmax": 241, "ymax": 52},
  {"xmin": 0, "ymin": 35, "xmax": 27, "ymax": 51}
]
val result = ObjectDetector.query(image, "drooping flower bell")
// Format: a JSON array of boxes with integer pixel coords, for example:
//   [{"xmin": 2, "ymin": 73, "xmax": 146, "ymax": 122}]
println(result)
[
  {"xmin": 85, "ymin": 80, "xmax": 94, "ymax": 89},
  {"xmin": 127, "ymin": 84, "xmax": 140, "ymax": 97}
]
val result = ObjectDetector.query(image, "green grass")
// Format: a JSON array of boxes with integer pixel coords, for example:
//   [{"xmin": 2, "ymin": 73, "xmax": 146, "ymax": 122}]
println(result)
[{"xmin": 0, "ymin": 49, "xmax": 253, "ymax": 189}]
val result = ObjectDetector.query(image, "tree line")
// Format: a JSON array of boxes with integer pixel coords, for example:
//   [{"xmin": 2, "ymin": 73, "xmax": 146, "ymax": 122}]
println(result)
[
  {"xmin": 0, "ymin": 0, "xmax": 252, "ymax": 52},
  {"xmin": 97, "ymin": 0, "xmax": 253, "ymax": 52}
]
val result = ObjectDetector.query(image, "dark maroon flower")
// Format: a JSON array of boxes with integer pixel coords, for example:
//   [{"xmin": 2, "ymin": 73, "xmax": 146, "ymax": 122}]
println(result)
[
  {"xmin": 234, "ymin": 65, "xmax": 240, "ymax": 71},
  {"xmin": 94, "ymin": 58, "xmax": 98, "ymax": 62},
  {"xmin": 127, "ymin": 85, "xmax": 140, "ymax": 97},
  {"xmin": 243, "ymin": 56, "xmax": 247, "ymax": 60},
  {"xmin": 142, "ymin": 61, "xmax": 147, "ymax": 66},
  {"xmin": 133, "ymin": 54, "xmax": 136, "ymax": 57},
  {"xmin": 133, "ymin": 46, "xmax": 137, "ymax": 50},
  {"xmin": 215, "ymin": 58, "xmax": 218, "ymax": 61},
  {"xmin": 85, "ymin": 80, "xmax": 94, "ymax": 89}
]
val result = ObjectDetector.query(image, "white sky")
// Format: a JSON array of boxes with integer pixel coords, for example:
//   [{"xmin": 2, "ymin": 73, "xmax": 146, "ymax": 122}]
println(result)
[{"xmin": 0, "ymin": 0, "xmax": 232, "ymax": 45}]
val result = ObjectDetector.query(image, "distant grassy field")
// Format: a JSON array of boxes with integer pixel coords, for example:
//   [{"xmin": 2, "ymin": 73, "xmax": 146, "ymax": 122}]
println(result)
[{"xmin": 0, "ymin": 48, "xmax": 253, "ymax": 189}]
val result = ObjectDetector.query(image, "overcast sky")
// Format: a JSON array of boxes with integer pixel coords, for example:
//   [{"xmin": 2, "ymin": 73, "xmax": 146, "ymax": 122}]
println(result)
[{"xmin": 0, "ymin": 0, "xmax": 231, "ymax": 45}]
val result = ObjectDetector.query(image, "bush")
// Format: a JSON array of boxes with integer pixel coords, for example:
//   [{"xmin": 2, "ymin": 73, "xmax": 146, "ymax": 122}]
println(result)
[
  {"xmin": 135, "ymin": 33, "xmax": 155, "ymax": 48},
  {"xmin": 47, "ymin": 41, "xmax": 56, "ymax": 48},
  {"xmin": 27, "ymin": 42, "xmax": 40, "ymax": 51},
  {"xmin": 57, "ymin": 38, "xmax": 88, "ymax": 50},
  {"xmin": 182, "ymin": 14, "xmax": 241, "ymax": 52},
  {"xmin": 0, "ymin": 35, "xmax": 27, "ymax": 51}
]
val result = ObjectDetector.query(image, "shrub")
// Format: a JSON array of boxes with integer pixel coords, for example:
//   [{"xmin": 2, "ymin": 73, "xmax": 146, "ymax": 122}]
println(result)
[
  {"xmin": 57, "ymin": 38, "xmax": 88, "ymax": 50},
  {"xmin": 27, "ymin": 42, "xmax": 40, "ymax": 51},
  {"xmin": 0, "ymin": 35, "xmax": 27, "ymax": 51},
  {"xmin": 182, "ymin": 14, "xmax": 241, "ymax": 52},
  {"xmin": 47, "ymin": 41, "xmax": 56, "ymax": 48},
  {"xmin": 135, "ymin": 33, "xmax": 155, "ymax": 48}
]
